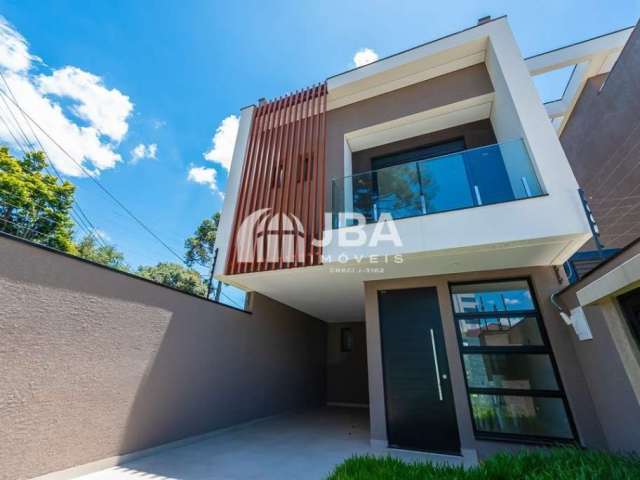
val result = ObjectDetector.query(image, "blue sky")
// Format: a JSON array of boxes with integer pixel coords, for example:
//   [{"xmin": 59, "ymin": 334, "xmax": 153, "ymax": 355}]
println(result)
[{"xmin": 0, "ymin": 0, "xmax": 638, "ymax": 274}]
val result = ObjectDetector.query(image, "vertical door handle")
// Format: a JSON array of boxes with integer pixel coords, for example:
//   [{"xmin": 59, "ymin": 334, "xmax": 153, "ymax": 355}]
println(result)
[{"xmin": 430, "ymin": 329, "xmax": 444, "ymax": 402}]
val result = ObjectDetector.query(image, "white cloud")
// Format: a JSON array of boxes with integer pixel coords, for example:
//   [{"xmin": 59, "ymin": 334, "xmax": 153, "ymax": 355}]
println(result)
[
  {"xmin": 38, "ymin": 66, "xmax": 132, "ymax": 141},
  {"xmin": 130, "ymin": 143, "xmax": 157, "ymax": 164},
  {"xmin": 151, "ymin": 119, "xmax": 166, "ymax": 130},
  {"xmin": 0, "ymin": 17, "xmax": 37, "ymax": 72},
  {"xmin": 189, "ymin": 114, "xmax": 238, "ymax": 196},
  {"xmin": 203, "ymin": 114, "xmax": 238, "ymax": 171},
  {"xmin": 0, "ymin": 16, "xmax": 134, "ymax": 176},
  {"xmin": 187, "ymin": 166, "xmax": 223, "ymax": 198},
  {"xmin": 353, "ymin": 48, "xmax": 379, "ymax": 67}
]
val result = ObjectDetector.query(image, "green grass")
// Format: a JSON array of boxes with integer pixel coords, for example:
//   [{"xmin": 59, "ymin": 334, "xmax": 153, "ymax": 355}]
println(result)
[{"xmin": 327, "ymin": 447, "xmax": 640, "ymax": 480}]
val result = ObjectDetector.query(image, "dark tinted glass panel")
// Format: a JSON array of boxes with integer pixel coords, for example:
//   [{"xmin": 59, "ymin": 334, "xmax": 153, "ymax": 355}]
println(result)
[
  {"xmin": 419, "ymin": 153, "xmax": 474, "ymax": 213},
  {"xmin": 375, "ymin": 163, "xmax": 422, "ymax": 219},
  {"xmin": 457, "ymin": 316, "xmax": 543, "ymax": 347},
  {"xmin": 464, "ymin": 144, "xmax": 515, "ymax": 205},
  {"xmin": 451, "ymin": 281, "xmax": 534, "ymax": 313},
  {"xmin": 470, "ymin": 394, "xmax": 573, "ymax": 439},
  {"xmin": 372, "ymin": 138, "xmax": 465, "ymax": 170},
  {"xmin": 351, "ymin": 173, "xmax": 375, "ymax": 221},
  {"xmin": 464, "ymin": 354, "xmax": 559, "ymax": 390}
]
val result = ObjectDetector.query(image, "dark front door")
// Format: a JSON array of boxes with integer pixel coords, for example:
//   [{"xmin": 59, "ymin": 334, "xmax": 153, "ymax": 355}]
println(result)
[
  {"xmin": 618, "ymin": 287, "xmax": 640, "ymax": 348},
  {"xmin": 378, "ymin": 287, "xmax": 460, "ymax": 454}
]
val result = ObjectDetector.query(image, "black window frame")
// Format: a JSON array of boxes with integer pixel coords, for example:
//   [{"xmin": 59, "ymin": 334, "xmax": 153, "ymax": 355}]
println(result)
[{"xmin": 448, "ymin": 277, "xmax": 579, "ymax": 445}]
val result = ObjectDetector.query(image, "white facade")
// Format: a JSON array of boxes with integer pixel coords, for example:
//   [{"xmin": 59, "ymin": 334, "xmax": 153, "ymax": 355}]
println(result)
[
  {"xmin": 322, "ymin": 18, "xmax": 591, "ymax": 272},
  {"xmin": 215, "ymin": 17, "xmax": 597, "ymax": 323}
]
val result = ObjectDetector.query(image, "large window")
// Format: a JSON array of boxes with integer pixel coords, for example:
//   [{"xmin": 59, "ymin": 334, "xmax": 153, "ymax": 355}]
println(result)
[{"xmin": 449, "ymin": 279, "xmax": 576, "ymax": 443}]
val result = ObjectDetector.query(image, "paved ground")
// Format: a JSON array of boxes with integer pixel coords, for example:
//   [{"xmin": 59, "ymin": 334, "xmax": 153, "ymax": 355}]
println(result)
[{"xmin": 75, "ymin": 407, "xmax": 460, "ymax": 480}]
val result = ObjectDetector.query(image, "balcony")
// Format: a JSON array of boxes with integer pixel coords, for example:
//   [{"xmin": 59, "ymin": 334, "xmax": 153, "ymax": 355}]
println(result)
[{"xmin": 332, "ymin": 139, "xmax": 545, "ymax": 228}]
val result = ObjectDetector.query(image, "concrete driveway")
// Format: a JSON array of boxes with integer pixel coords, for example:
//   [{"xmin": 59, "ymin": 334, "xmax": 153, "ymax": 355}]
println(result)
[{"xmin": 74, "ymin": 407, "xmax": 461, "ymax": 480}]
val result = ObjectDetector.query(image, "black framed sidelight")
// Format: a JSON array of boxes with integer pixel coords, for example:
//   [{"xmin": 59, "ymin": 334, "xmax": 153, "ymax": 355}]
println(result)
[{"xmin": 448, "ymin": 278, "xmax": 578, "ymax": 444}]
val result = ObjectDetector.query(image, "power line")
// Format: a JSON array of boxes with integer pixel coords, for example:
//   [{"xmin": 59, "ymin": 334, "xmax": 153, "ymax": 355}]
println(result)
[
  {"xmin": 0, "ymin": 198, "xmax": 61, "ymax": 224},
  {"xmin": 0, "ymin": 152, "xmax": 105, "ymax": 247},
  {"xmin": 0, "ymin": 216, "xmax": 59, "ymax": 240},
  {"xmin": 0, "ymin": 102, "xmax": 28, "ymax": 155},
  {"xmin": 0, "ymin": 76, "xmax": 104, "ymax": 247},
  {"xmin": 0, "ymin": 73, "xmax": 34, "ymax": 151},
  {"xmin": 0, "ymin": 87, "xmax": 186, "ymax": 265},
  {"xmin": 0, "ymin": 75, "xmax": 108, "ymax": 249},
  {"xmin": 0, "ymin": 83, "xmax": 244, "ymax": 309},
  {"xmin": 0, "ymin": 191, "xmax": 100, "ymax": 246}
]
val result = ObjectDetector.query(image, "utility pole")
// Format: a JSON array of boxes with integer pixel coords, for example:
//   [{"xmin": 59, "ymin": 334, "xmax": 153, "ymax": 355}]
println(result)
[{"xmin": 206, "ymin": 247, "xmax": 219, "ymax": 299}]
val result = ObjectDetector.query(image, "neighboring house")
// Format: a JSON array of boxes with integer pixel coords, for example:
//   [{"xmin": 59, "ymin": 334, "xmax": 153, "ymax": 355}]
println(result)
[
  {"xmin": 213, "ymin": 16, "xmax": 639, "ymax": 460},
  {"xmin": 557, "ymin": 21, "xmax": 640, "ymax": 452}
]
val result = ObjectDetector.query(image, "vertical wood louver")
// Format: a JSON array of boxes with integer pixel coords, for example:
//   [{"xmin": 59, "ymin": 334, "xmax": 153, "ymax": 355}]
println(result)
[{"xmin": 226, "ymin": 83, "xmax": 327, "ymax": 274}]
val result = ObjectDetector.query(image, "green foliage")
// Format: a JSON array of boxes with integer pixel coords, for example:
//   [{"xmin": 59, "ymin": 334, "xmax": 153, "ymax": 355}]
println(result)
[
  {"xmin": 327, "ymin": 448, "xmax": 640, "ymax": 480},
  {"xmin": 328, "ymin": 455, "xmax": 465, "ymax": 480},
  {"xmin": 0, "ymin": 147, "xmax": 76, "ymax": 253},
  {"xmin": 76, "ymin": 234, "xmax": 129, "ymax": 271},
  {"xmin": 184, "ymin": 212, "xmax": 220, "ymax": 268},
  {"xmin": 137, "ymin": 262, "xmax": 207, "ymax": 296},
  {"xmin": 0, "ymin": 145, "xmax": 220, "ymax": 299}
]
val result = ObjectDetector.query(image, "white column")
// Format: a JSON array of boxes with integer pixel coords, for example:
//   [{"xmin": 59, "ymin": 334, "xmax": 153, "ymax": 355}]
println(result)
[{"xmin": 214, "ymin": 105, "xmax": 255, "ymax": 276}]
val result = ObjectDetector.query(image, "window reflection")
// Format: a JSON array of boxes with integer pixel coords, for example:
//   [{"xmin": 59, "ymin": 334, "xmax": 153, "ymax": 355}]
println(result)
[
  {"xmin": 451, "ymin": 281, "xmax": 534, "ymax": 313},
  {"xmin": 458, "ymin": 316, "xmax": 543, "ymax": 347},
  {"xmin": 376, "ymin": 164, "xmax": 423, "ymax": 219},
  {"xmin": 470, "ymin": 394, "xmax": 573, "ymax": 439},
  {"xmin": 451, "ymin": 279, "xmax": 575, "ymax": 441},
  {"xmin": 464, "ymin": 354, "xmax": 559, "ymax": 390}
]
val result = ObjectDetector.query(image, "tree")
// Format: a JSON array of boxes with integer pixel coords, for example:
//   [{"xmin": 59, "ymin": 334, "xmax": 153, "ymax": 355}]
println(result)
[
  {"xmin": 137, "ymin": 262, "xmax": 207, "ymax": 296},
  {"xmin": 0, "ymin": 147, "xmax": 76, "ymax": 252},
  {"xmin": 76, "ymin": 234, "xmax": 129, "ymax": 271},
  {"xmin": 185, "ymin": 212, "xmax": 220, "ymax": 267},
  {"xmin": 184, "ymin": 212, "xmax": 220, "ymax": 297}
]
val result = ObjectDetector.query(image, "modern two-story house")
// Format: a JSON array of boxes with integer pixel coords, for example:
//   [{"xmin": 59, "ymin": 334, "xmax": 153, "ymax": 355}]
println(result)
[{"xmin": 213, "ymin": 17, "xmax": 635, "ymax": 461}]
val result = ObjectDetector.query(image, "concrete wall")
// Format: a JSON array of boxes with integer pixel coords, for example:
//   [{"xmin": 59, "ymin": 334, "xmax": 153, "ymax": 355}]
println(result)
[
  {"xmin": 0, "ymin": 234, "xmax": 327, "ymax": 480},
  {"xmin": 364, "ymin": 266, "xmax": 607, "ymax": 460},
  {"xmin": 350, "ymin": 120, "xmax": 496, "ymax": 174},
  {"xmin": 213, "ymin": 105, "xmax": 255, "ymax": 277},
  {"xmin": 326, "ymin": 322, "xmax": 369, "ymax": 405},
  {"xmin": 325, "ymin": 63, "xmax": 494, "ymax": 210},
  {"xmin": 560, "ymin": 24, "xmax": 640, "ymax": 249},
  {"xmin": 559, "ymin": 241, "xmax": 640, "ymax": 452}
]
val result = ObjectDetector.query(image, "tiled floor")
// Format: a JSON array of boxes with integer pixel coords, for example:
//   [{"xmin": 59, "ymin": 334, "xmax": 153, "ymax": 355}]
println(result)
[{"xmin": 74, "ymin": 407, "xmax": 461, "ymax": 480}]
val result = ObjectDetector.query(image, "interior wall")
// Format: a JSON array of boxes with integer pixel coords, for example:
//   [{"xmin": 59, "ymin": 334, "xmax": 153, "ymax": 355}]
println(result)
[
  {"xmin": 326, "ymin": 322, "xmax": 369, "ymax": 405},
  {"xmin": 0, "ymin": 234, "xmax": 327, "ymax": 480},
  {"xmin": 350, "ymin": 120, "xmax": 496, "ymax": 174}
]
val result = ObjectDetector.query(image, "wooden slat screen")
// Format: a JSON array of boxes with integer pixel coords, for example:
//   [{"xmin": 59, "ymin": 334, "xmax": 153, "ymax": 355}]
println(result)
[{"xmin": 226, "ymin": 83, "xmax": 327, "ymax": 274}]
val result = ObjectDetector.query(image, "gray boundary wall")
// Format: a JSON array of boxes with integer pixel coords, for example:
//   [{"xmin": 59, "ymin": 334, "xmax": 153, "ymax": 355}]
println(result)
[{"xmin": 0, "ymin": 234, "xmax": 327, "ymax": 480}]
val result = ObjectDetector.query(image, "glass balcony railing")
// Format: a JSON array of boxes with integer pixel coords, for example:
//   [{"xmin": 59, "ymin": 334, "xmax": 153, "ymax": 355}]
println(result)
[{"xmin": 331, "ymin": 139, "xmax": 544, "ymax": 228}]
